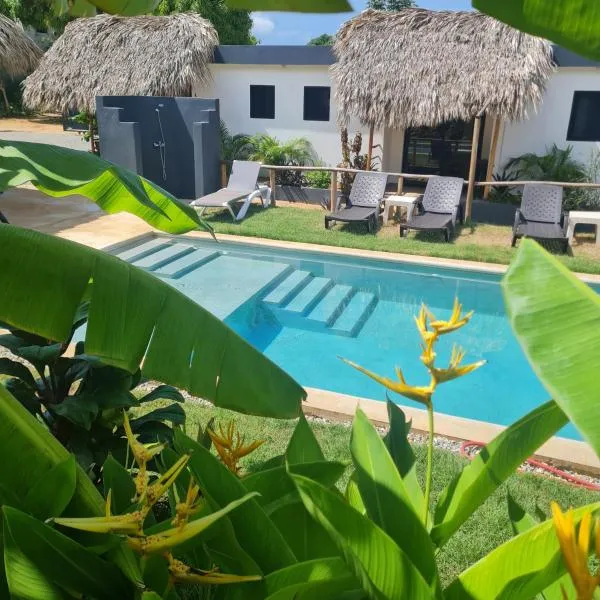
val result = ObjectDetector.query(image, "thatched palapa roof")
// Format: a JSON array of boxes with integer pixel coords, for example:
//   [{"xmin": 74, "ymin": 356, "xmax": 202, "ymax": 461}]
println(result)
[
  {"xmin": 23, "ymin": 13, "xmax": 218, "ymax": 113},
  {"xmin": 332, "ymin": 9, "xmax": 554, "ymax": 129},
  {"xmin": 0, "ymin": 15, "xmax": 42, "ymax": 78}
]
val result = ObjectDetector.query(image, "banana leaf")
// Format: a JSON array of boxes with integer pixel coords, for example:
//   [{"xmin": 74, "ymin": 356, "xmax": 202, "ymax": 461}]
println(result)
[
  {"xmin": 0, "ymin": 140, "xmax": 205, "ymax": 235},
  {"xmin": 0, "ymin": 226, "xmax": 305, "ymax": 418}
]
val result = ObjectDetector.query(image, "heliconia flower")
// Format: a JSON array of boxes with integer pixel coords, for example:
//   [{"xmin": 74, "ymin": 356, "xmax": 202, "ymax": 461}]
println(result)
[
  {"xmin": 122, "ymin": 411, "xmax": 165, "ymax": 466},
  {"xmin": 168, "ymin": 556, "xmax": 261, "ymax": 585},
  {"xmin": 428, "ymin": 298, "xmax": 474, "ymax": 335},
  {"xmin": 342, "ymin": 358, "xmax": 433, "ymax": 406},
  {"xmin": 141, "ymin": 454, "xmax": 190, "ymax": 509},
  {"xmin": 172, "ymin": 480, "xmax": 203, "ymax": 530},
  {"xmin": 208, "ymin": 421, "xmax": 265, "ymax": 475},
  {"xmin": 430, "ymin": 345, "xmax": 486, "ymax": 384},
  {"xmin": 53, "ymin": 511, "xmax": 143, "ymax": 535},
  {"xmin": 552, "ymin": 502, "xmax": 599, "ymax": 600}
]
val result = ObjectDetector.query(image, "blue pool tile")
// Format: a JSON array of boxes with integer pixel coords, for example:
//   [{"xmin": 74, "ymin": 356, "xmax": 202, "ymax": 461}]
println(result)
[
  {"xmin": 331, "ymin": 291, "xmax": 378, "ymax": 337},
  {"xmin": 132, "ymin": 243, "xmax": 194, "ymax": 270},
  {"xmin": 263, "ymin": 270, "xmax": 312, "ymax": 306},
  {"xmin": 285, "ymin": 277, "xmax": 334, "ymax": 314},
  {"xmin": 116, "ymin": 238, "xmax": 169, "ymax": 262},
  {"xmin": 155, "ymin": 249, "xmax": 220, "ymax": 278},
  {"xmin": 307, "ymin": 284, "xmax": 354, "ymax": 326}
]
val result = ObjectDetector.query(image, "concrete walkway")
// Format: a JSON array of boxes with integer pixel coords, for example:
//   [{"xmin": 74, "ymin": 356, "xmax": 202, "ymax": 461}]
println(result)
[{"xmin": 0, "ymin": 130, "xmax": 88, "ymax": 151}]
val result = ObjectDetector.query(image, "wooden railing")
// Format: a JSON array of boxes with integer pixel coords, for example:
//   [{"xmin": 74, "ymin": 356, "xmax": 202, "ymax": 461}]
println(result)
[{"xmin": 220, "ymin": 160, "xmax": 600, "ymax": 214}]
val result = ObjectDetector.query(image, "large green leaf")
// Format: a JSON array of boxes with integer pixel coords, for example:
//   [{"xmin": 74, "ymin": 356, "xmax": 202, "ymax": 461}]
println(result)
[
  {"xmin": 2, "ymin": 506, "xmax": 131, "ymax": 599},
  {"xmin": 474, "ymin": 0, "xmax": 600, "ymax": 62},
  {"xmin": 103, "ymin": 455, "xmax": 136, "ymax": 515},
  {"xmin": 350, "ymin": 409, "xmax": 439, "ymax": 593},
  {"xmin": 0, "ymin": 226, "xmax": 305, "ymax": 418},
  {"xmin": 225, "ymin": 0, "xmax": 352, "ymax": 12},
  {"xmin": 0, "ymin": 141, "xmax": 204, "ymax": 235},
  {"xmin": 291, "ymin": 473, "xmax": 436, "ymax": 600},
  {"xmin": 445, "ymin": 501, "xmax": 600, "ymax": 600},
  {"xmin": 384, "ymin": 401, "xmax": 425, "ymax": 520},
  {"xmin": 502, "ymin": 240, "xmax": 600, "ymax": 455},
  {"xmin": 174, "ymin": 430, "xmax": 298, "ymax": 574},
  {"xmin": 431, "ymin": 399, "xmax": 567, "ymax": 547},
  {"xmin": 286, "ymin": 414, "xmax": 325, "ymax": 464}
]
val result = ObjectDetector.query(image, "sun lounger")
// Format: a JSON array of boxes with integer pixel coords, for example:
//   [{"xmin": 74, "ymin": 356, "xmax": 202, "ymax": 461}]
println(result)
[
  {"xmin": 324, "ymin": 172, "xmax": 389, "ymax": 232},
  {"xmin": 400, "ymin": 176, "xmax": 464, "ymax": 242},
  {"xmin": 511, "ymin": 184, "xmax": 568, "ymax": 252},
  {"xmin": 191, "ymin": 160, "xmax": 269, "ymax": 221}
]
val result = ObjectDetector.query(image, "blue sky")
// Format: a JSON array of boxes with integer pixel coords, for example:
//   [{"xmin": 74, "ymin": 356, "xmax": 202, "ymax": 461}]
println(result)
[{"xmin": 251, "ymin": 0, "xmax": 472, "ymax": 45}]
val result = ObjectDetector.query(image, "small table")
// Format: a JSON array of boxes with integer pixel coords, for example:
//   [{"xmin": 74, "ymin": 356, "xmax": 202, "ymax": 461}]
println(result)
[
  {"xmin": 383, "ymin": 195, "xmax": 421, "ymax": 225},
  {"xmin": 566, "ymin": 211, "xmax": 600, "ymax": 246}
]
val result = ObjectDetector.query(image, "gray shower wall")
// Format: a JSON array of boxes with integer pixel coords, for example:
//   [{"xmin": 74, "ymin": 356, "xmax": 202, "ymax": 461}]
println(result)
[{"xmin": 96, "ymin": 96, "xmax": 220, "ymax": 200}]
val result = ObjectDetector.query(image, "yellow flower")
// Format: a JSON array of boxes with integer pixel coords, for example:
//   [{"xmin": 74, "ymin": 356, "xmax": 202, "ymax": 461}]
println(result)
[
  {"xmin": 552, "ymin": 502, "xmax": 599, "ymax": 600},
  {"xmin": 342, "ymin": 358, "xmax": 434, "ymax": 406},
  {"xmin": 167, "ymin": 554, "xmax": 261, "ymax": 585},
  {"xmin": 430, "ymin": 345, "xmax": 486, "ymax": 384},
  {"xmin": 172, "ymin": 480, "xmax": 203, "ymax": 530},
  {"xmin": 428, "ymin": 298, "xmax": 474, "ymax": 335},
  {"xmin": 140, "ymin": 453, "xmax": 190, "ymax": 509},
  {"xmin": 208, "ymin": 421, "xmax": 265, "ymax": 475}
]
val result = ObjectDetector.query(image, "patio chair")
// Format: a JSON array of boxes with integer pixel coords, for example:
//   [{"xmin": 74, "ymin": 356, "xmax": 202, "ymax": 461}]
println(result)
[
  {"xmin": 399, "ymin": 176, "xmax": 464, "ymax": 242},
  {"xmin": 511, "ymin": 184, "xmax": 568, "ymax": 252},
  {"xmin": 0, "ymin": 211, "xmax": 7, "ymax": 224},
  {"xmin": 191, "ymin": 160, "xmax": 270, "ymax": 221},
  {"xmin": 324, "ymin": 172, "xmax": 389, "ymax": 232}
]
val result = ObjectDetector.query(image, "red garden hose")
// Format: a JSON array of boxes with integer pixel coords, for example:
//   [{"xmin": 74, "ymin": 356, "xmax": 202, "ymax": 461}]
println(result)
[{"xmin": 460, "ymin": 441, "xmax": 600, "ymax": 492}]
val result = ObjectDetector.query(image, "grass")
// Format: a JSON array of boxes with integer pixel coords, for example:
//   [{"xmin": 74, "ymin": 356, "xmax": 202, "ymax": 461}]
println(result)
[
  {"xmin": 178, "ymin": 399, "xmax": 600, "ymax": 588},
  {"xmin": 203, "ymin": 204, "xmax": 600, "ymax": 275}
]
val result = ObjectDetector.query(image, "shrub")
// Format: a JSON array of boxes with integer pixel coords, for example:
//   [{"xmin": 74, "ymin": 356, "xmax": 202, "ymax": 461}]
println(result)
[{"xmin": 303, "ymin": 169, "xmax": 331, "ymax": 189}]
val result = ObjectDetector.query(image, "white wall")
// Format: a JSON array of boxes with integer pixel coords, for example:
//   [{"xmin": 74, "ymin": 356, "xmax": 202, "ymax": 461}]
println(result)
[
  {"xmin": 194, "ymin": 64, "xmax": 382, "ymax": 167},
  {"xmin": 498, "ymin": 68, "xmax": 600, "ymax": 170}
]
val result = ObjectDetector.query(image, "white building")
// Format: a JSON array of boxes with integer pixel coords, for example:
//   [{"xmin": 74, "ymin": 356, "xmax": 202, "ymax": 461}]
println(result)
[{"xmin": 195, "ymin": 44, "xmax": 600, "ymax": 178}]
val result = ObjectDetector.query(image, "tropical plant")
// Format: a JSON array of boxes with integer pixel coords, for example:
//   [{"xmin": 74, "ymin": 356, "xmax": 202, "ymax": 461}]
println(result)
[
  {"xmin": 0, "ymin": 309, "xmax": 186, "ymax": 477},
  {"xmin": 219, "ymin": 120, "xmax": 253, "ymax": 162},
  {"xmin": 505, "ymin": 144, "xmax": 588, "ymax": 210},
  {"xmin": 487, "ymin": 166, "xmax": 521, "ymax": 205},
  {"xmin": 303, "ymin": 169, "xmax": 331, "ymax": 189},
  {"xmin": 338, "ymin": 128, "xmax": 377, "ymax": 199}
]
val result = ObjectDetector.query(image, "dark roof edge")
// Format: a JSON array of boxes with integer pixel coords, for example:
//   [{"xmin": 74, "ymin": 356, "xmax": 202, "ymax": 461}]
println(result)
[
  {"xmin": 552, "ymin": 45, "xmax": 600, "ymax": 67},
  {"xmin": 213, "ymin": 45, "xmax": 335, "ymax": 66}
]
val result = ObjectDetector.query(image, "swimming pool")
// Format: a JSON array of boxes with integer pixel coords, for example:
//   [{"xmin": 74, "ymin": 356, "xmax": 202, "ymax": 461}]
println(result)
[{"xmin": 116, "ymin": 235, "xmax": 596, "ymax": 441}]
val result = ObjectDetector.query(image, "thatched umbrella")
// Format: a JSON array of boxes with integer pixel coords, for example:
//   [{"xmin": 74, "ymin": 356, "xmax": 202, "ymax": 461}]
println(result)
[
  {"xmin": 0, "ymin": 15, "xmax": 42, "ymax": 111},
  {"xmin": 332, "ymin": 8, "xmax": 555, "ymax": 214},
  {"xmin": 23, "ymin": 13, "xmax": 219, "ymax": 115}
]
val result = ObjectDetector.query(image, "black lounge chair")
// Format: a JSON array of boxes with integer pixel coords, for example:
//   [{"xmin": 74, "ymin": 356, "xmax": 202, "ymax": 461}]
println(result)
[
  {"xmin": 400, "ymin": 176, "xmax": 464, "ymax": 242},
  {"xmin": 0, "ymin": 211, "xmax": 7, "ymax": 224},
  {"xmin": 325, "ymin": 172, "xmax": 388, "ymax": 233},
  {"xmin": 511, "ymin": 184, "xmax": 568, "ymax": 252}
]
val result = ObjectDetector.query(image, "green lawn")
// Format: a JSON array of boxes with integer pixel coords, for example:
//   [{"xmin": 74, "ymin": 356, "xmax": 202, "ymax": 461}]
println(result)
[
  {"xmin": 179, "ymin": 400, "xmax": 599, "ymax": 588},
  {"xmin": 203, "ymin": 205, "xmax": 600, "ymax": 275}
]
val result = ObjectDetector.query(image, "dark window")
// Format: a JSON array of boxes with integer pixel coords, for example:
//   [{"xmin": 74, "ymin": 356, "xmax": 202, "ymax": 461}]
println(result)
[
  {"xmin": 250, "ymin": 85, "xmax": 275, "ymax": 119},
  {"xmin": 303, "ymin": 86, "xmax": 330, "ymax": 122},
  {"xmin": 567, "ymin": 91, "xmax": 600, "ymax": 141}
]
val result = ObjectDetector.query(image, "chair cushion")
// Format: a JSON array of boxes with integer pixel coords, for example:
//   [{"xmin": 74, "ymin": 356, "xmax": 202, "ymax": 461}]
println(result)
[
  {"xmin": 191, "ymin": 189, "xmax": 250, "ymax": 207},
  {"xmin": 515, "ymin": 221, "xmax": 565, "ymax": 240},
  {"xmin": 407, "ymin": 212, "xmax": 452, "ymax": 230},
  {"xmin": 328, "ymin": 206, "xmax": 377, "ymax": 222}
]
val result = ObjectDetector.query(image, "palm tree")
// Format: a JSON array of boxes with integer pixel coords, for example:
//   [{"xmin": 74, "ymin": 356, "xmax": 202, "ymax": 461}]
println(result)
[
  {"xmin": 219, "ymin": 121, "xmax": 254, "ymax": 162},
  {"xmin": 246, "ymin": 134, "xmax": 317, "ymax": 166}
]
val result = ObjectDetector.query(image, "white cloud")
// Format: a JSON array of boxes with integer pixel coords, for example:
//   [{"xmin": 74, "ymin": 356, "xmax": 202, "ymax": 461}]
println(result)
[{"xmin": 252, "ymin": 12, "xmax": 275, "ymax": 36}]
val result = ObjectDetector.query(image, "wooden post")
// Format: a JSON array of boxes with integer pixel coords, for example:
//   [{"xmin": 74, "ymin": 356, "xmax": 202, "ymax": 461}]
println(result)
[
  {"xmin": 396, "ymin": 176, "xmax": 404, "ymax": 195},
  {"xmin": 366, "ymin": 123, "xmax": 375, "ymax": 170},
  {"xmin": 220, "ymin": 162, "xmax": 228, "ymax": 188},
  {"xmin": 269, "ymin": 169, "xmax": 277, "ymax": 206},
  {"xmin": 465, "ymin": 115, "xmax": 483, "ymax": 221},
  {"xmin": 88, "ymin": 116, "xmax": 95, "ymax": 154},
  {"xmin": 483, "ymin": 117, "xmax": 502, "ymax": 200},
  {"xmin": 329, "ymin": 170, "xmax": 338, "ymax": 212}
]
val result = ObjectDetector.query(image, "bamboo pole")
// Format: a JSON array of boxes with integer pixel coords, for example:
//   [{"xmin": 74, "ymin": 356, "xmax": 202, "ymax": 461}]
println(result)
[
  {"xmin": 220, "ymin": 162, "xmax": 228, "ymax": 188},
  {"xmin": 366, "ymin": 123, "xmax": 375, "ymax": 170},
  {"xmin": 396, "ymin": 176, "xmax": 404, "ymax": 195},
  {"xmin": 483, "ymin": 118, "xmax": 501, "ymax": 200},
  {"xmin": 329, "ymin": 171, "xmax": 338, "ymax": 211},
  {"xmin": 465, "ymin": 116, "xmax": 482, "ymax": 221},
  {"xmin": 269, "ymin": 169, "xmax": 277, "ymax": 206}
]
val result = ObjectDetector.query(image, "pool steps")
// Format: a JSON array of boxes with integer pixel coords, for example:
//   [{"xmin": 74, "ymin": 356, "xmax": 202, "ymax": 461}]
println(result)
[{"xmin": 117, "ymin": 241, "xmax": 377, "ymax": 337}]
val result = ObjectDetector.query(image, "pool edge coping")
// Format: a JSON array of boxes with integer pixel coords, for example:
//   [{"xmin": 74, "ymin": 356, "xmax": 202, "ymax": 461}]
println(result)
[{"xmin": 100, "ymin": 230, "xmax": 600, "ymax": 472}]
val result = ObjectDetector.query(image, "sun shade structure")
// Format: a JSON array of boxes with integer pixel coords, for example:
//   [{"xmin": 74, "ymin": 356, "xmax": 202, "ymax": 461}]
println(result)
[
  {"xmin": 332, "ymin": 8, "xmax": 554, "ymax": 129},
  {"xmin": 0, "ymin": 15, "xmax": 42, "ymax": 79},
  {"xmin": 23, "ymin": 13, "xmax": 218, "ymax": 114}
]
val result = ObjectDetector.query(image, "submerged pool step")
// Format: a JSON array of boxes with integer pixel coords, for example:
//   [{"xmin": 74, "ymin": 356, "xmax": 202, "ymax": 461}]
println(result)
[
  {"xmin": 132, "ymin": 243, "xmax": 195, "ymax": 271},
  {"xmin": 154, "ymin": 248, "xmax": 220, "ymax": 278},
  {"xmin": 331, "ymin": 291, "xmax": 378, "ymax": 337},
  {"xmin": 116, "ymin": 238, "xmax": 170, "ymax": 263},
  {"xmin": 284, "ymin": 277, "xmax": 334, "ymax": 315},
  {"xmin": 307, "ymin": 285, "xmax": 355, "ymax": 327},
  {"xmin": 263, "ymin": 270, "xmax": 313, "ymax": 306}
]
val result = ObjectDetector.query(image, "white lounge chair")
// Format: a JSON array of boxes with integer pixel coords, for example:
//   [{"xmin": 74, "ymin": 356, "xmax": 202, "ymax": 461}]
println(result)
[{"xmin": 191, "ymin": 160, "xmax": 270, "ymax": 221}]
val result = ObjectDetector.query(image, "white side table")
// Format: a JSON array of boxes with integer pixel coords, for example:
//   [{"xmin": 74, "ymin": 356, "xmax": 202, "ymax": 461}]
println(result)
[
  {"xmin": 383, "ymin": 195, "xmax": 421, "ymax": 225},
  {"xmin": 566, "ymin": 211, "xmax": 600, "ymax": 246}
]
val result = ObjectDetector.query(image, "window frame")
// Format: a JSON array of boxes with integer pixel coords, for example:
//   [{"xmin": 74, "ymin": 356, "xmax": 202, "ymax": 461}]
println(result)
[
  {"xmin": 250, "ymin": 84, "xmax": 275, "ymax": 120},
  {"xmin": 566, "ymin": 90, "xmax": 600, "ymax": 142},
  {"xmin": 303, "ymin": 86, "xmax": 331, "ymax": 122}
]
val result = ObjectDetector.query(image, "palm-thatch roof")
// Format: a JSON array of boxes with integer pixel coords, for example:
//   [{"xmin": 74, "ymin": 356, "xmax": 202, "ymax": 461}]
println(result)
[
  {"xmin": 23, "ymin": 13, "xmax": 218, "ymax": 114},
  {"xmin": 0, "ymin": 15, "xmax": 42, "ymax": 79},
  {"xmin": 332, "ymin": 8, "xmax": 554, "ymax": 129}
]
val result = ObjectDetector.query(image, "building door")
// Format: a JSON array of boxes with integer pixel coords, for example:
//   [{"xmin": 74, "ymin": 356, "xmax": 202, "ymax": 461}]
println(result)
[{"xmin": 402, "ymin": 118, "xmax": 485, "ymax": 179}]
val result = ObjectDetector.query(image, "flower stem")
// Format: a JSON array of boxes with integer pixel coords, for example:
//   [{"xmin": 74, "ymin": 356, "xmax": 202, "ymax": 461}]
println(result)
[{"xmin": 424, "ymin": 401, "xmax": 434, "ymax": 527}]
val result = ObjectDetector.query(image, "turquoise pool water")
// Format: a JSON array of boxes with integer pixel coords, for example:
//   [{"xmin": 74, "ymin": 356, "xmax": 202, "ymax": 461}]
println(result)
[{"xmin": 116, "ymin": 236, "xmax": 596, "ymax": 441}]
